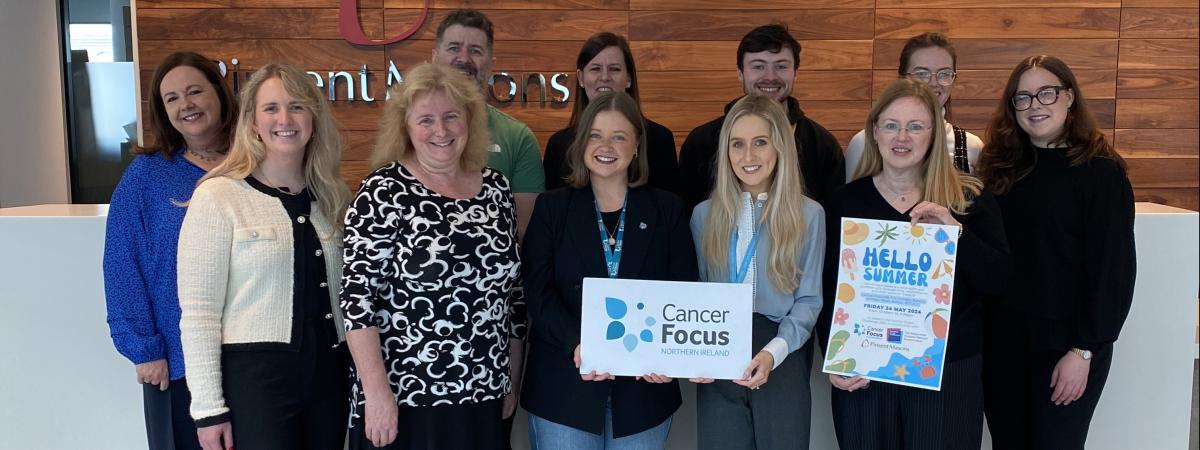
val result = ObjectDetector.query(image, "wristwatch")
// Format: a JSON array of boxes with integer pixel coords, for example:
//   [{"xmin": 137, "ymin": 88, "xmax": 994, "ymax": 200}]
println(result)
[{"xmin": 1070, "ymin": 348, "xmax": 1093, "ymax": 361}]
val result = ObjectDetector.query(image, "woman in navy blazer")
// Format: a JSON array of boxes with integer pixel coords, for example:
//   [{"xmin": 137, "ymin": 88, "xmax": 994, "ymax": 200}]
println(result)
[{"xmin": 521, "ymin": 91, "xmax": 698, "ymax": 449}]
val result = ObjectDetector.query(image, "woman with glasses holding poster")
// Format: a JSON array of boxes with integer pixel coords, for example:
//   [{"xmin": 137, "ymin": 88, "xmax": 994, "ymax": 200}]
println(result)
[
  {"xmin": 688, "ymin": 95, "xmax": 825, "ymax": 450},
  {"xmin": 844, "ymin": 32, "xmax": 983, "ymax": 179},
  {"xmin": 522, "ymin": 91, "xmax": 697, "ymax": 449},
  {"xmin": 818, "ymin": 78, "xmax": 1010, "ymax": 450},
  {"xmin": 977, "ymin": 55, "xmax": 1135, "ymax": 450}
]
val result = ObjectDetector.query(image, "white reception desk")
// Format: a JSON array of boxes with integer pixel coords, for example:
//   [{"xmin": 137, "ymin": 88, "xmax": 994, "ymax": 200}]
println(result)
[{"xmin": 0, "ymin": 203, "xmax": 1195, "ymax": 450}]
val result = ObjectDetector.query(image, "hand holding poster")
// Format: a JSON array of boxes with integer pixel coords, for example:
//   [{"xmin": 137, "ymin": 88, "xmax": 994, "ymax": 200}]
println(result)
[
  {"xmin": 823, "ymin": 218, "xmax": 960, "ymax": 390},
  {"xmin": 580, "ymin": 277, "xmax": 752, "ymax": 380}
]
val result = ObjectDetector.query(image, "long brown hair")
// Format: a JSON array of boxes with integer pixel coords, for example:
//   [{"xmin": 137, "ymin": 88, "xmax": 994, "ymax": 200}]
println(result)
[
  {"xmin": 566, "ymin": 32, "xmax": 642, "ymax": 130},
  {"xmin": 197, "ymin": 64, "xmax": 349, "ymax": 238},
  {"xmin": 565, "ymin": 92, "xmax": 650, "ymax": 188},
  {"xmin": 701, "ymin": 95, "xmax": 807, "ymax": 292},
  {"xmin": 857, "ymin": 79, "xmax": 981, "ymax": 214},
  {"xmin": 977, "ymin": 55, "xmax": 1125, "ymax": 195},
  {"xmin": 137, "ymin": 51, "xmax": 236, "ymax": 157}
]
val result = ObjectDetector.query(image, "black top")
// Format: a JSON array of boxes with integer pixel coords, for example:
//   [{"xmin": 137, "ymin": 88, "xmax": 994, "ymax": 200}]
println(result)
[
  {"xmin": 678, "ymin": 96, "xmax": 846, "ymax": 209},
  {"xmin": 521, "ymin": 185, "xmax": 698, "ymax": 438},
  {"xmin": 817, "ymin": 177, "xmax": 1012, "ymax": 362},
  {"xmin": 543, "ymin": 118, "xmax": 682, "ymax": 195},
  {"xmin": 243, "ymin": 176, "xmax": 339, "ymax": 351},
  {"xmin": 340, "ymin": 163, "xmax": 526, "ymax": 414},
  {"xmin": 992, "ymin": 147, "xmax": 1136, "ymax": 351}
]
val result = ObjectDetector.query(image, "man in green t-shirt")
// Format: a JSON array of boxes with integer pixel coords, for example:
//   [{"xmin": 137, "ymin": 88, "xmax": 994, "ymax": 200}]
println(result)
[{"xmin": 431, "ymin": 9, "xmax": 545, "ymax": 241}]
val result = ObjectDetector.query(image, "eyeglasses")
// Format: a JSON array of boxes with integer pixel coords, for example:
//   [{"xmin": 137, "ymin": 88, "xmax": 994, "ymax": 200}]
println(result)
[
  {"xmin": 875, "ymin": 121, "xmax": 929, "ymax": 135},
  {"xmin": 1011, "ymin": 86, "xmax": 1066, "ymax": 111},
  {"xmin": 907, "ymin": 69, "xmax": 956, "ymax": 86}
]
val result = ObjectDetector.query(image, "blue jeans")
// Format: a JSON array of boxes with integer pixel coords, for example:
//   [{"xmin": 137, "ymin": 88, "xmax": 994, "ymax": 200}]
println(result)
[{"xmin": 527, "ymin": 401, "xmax": 672, "ymax": 450}]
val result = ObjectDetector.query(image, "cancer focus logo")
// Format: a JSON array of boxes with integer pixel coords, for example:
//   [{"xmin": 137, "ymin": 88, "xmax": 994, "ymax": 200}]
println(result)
[
  {"xmin": 339, "ymin": 0, "xmax": 429, "ymax": 46},
  {"xmin": 605, "ymin": 297, "xmax": 656, "ymax": 352}
]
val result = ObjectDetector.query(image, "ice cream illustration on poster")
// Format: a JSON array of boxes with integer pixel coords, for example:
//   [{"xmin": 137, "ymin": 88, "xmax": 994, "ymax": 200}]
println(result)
[{"xmin": 823, "ymin": 218, "xmax": 960, "ymax": 391}]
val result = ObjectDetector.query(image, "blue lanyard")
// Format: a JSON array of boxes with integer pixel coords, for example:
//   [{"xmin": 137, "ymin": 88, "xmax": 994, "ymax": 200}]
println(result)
[
  {"xmin": 728, "ymin": 225, "xmax": 762, "ymax": 284},
  {"xmin": 594, "ymin": 194, "xmax": 627, "ymax": 279}
]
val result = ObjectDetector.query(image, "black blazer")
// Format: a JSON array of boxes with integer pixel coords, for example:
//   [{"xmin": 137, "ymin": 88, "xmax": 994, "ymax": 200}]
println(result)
[{"xmin": 521, "ymin": 185, "xmax": 698, "ymax": 438}]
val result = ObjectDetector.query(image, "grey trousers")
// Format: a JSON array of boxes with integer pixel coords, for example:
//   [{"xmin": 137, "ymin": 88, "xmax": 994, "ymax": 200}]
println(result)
[{"xmin": 697, "ymin": 314, "xmax": 814, "ymax": 450}]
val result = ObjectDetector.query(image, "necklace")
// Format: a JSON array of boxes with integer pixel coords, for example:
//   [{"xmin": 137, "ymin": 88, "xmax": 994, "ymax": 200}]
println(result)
[
  {"xmin": 186, "ymin": 145, "xmax": 222, "ymax": 163},
  {"xmin": 877, "ymin": 177, "xmax": 917, "ymax": 203},
  {"xmin": 602, "ymin": 217, "xmax": 618, "ymax": 246},
  {"xmin": 254, "ymin": 171, "xmax": 304, "ymax": 196}
]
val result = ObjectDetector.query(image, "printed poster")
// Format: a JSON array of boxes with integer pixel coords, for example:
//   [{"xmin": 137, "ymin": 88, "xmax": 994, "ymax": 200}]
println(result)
[
  {"xmin": 823, "ymin": 218, "xmax": 960, "ymax": 390},
  {"xmin": 580, "ymin": 277, "xmax": 753, "ymax": 380}
]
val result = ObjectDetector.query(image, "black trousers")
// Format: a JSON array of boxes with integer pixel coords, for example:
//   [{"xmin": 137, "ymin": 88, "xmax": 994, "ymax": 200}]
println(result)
[
  {"xmin": 831, "ymin": 353, "xmax": 984, "ymax": 450},
  {"xmin": 349, "ymin": 399, "xmax": 505, "ymax": 450},
  {"xmin": 143, "ymin": 377, "xmax": 202, "ymax": 450},
  {"xmin": 982, "ymin": 309, "xmax": 1114, "ymax": 450},
  {"xmin": 221, "ymin": 327, "xmax": 351, "ymax": 450}
]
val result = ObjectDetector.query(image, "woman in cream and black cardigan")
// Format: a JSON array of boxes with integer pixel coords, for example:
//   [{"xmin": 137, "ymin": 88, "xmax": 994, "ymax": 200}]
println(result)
[{"xmin": 177, "ymin": 63, "xmax": 351, "ymax": 450}]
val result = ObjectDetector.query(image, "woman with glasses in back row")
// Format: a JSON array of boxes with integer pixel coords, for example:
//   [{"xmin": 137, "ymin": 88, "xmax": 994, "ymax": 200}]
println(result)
[
  {"xmin": 977, "ymin": 55, "xmax": 1136, "ymax": 450},
  {"xmin": 844, "ymin": 33, "xmax": 983, "ymax": 178}
]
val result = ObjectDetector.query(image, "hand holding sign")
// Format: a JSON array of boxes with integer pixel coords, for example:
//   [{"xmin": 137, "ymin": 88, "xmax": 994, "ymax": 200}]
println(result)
[{"xmin": 579, "ymin": 278, "xmax": 753, "ymax": 380}]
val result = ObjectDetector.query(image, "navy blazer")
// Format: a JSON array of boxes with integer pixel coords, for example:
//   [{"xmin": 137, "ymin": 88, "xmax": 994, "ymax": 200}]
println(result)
[{"xmin": 520, "ymin": 185, "xmax": 698, "ymax": 438}]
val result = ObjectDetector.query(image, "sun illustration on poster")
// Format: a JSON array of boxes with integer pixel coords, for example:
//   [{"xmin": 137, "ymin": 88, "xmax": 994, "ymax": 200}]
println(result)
[{"xmin": 605, "ymin": 297, "xmax": 655, "ymax": 352}]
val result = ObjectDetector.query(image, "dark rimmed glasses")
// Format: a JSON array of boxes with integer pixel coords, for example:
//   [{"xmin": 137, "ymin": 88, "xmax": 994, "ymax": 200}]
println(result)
[
  {"xmin": 1011, "ymin": 85, "xmax": 1066, "ymax": 111},
  {"xmin": 907, "ymin": 69, "xmax": 957, "ymax": 86}
]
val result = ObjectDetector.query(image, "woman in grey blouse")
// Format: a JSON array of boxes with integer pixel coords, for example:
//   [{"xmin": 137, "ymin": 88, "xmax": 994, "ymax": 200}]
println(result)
[{"xmin": 689, "ymin": 95, "xmax": 826, "ymax": 450}]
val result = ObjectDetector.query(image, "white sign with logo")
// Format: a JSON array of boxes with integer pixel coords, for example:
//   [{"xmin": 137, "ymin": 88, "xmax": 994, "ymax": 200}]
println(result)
[{"xmin": 579, "ymin": 277, "xmax": 753, "ymax": 380}]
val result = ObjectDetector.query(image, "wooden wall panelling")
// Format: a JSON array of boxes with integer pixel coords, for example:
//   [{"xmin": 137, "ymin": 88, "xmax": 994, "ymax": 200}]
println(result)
[
  {"xmin": 138, "ymin": 39, "xmax": 385, "ymax": 71},
  {"xmin": 1115, "ymin": 129, "xmax": 1200, "ymax": 157},
  {"xmin": 1118, "ymin": 39, "xmax": 1200, "ymax": 69},
  {"xmin": 874, "ymin": 0, "xmax": 1119, "ymax": 7},
  {"xmin": 1127, "ymin": 158, "xmax": 1199, "ymax": 188},
  {"xmin": 1135, "ymin": 188, "xmax": 1198, "ymax": 212},
  {"xmin": 1120, "ymin": 0, "xmax": 1200, "ymax": 7},
  {"xmin": 137, "ymin": 8, "xmax": 382, "ymax": 39},
  {"xmin": 638, "ymin": 71, "xmax": 873, "ymax": 103},
  {"xmin": 628, "ymin": 10, "xmax": 875, "ymax": 41},
  {"xmin": 869, "ymin": 69, "xmax": 1117, "ymax": 100},
  {"xmin": 1115, "ymin": 99, "xmax": 1200, "ymax": 129},
  {"xmin": 385, "ymin": 40, "xmax": 582, "ymax": 72},
  {"xmin": 632, "ymin": 40, "xmax": 874, "ymax": 71},
  {"xmin": 1120, "ymin": 8, "xmax": 1199, "ymax": 38},
  {"xmin": 629, "ymin": 0, "xmax": 874, "ymax": 9},
  {"xmin": 383, "ymin": 9, "xmax": 628, "ymax": 40},
  {"xmin": 381, "ymin": 0, "xmax": 629, "ymax": 9},
  {"xmin": 1117, "ymin": 70, "xmax": 1200, "ymax": 99},
  {"xmin": 874, "ymin": 8, "xmax": 1121, "ymax": 39},
  {"xmin": 874, "ymin": 38, "xmax": 1120, "ymax": 70}
]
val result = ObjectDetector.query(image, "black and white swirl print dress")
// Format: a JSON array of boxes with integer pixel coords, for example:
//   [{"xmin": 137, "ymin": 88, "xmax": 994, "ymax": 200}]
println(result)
[{"xmin": 341, "ymin": 162, "xmax": 526, "ymax": 422}]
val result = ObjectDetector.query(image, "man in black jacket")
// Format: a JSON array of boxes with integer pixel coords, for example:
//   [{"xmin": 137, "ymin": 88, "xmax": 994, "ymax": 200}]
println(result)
[{"xmin": 679, "ymin": 24, "xmax": 846, "ymax": 208}]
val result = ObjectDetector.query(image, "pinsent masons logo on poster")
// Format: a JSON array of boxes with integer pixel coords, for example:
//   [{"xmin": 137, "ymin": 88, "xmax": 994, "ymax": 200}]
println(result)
[
  {"xmin": 604, "ymin": 297, "xmax": 655, "ymax": 352},
  {"xmin": 339, "ymin": 0, "xmax": 429, "ymax": 46}
]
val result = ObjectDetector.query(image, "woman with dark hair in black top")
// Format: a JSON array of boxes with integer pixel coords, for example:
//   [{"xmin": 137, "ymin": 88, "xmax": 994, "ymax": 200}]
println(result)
[
  {"xmin": 542, "ymin": 31, "xmax": 681, "ymax": 194},
  {"xmin": 976, "ymin": 55, "xmax": 1136, "ymax": 450}
]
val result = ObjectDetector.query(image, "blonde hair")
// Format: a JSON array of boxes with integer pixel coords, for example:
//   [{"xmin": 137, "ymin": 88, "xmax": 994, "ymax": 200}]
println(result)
[
  {"xmin": 197, "ymin": 63, "xmax": 351, "ymax": 238},
  {"xmin": 565, "ymin": 91, "xmax": 650, "ymax": 188},
  {"xmin": 701, "ymin": 95, "xmax": 807, "ymax": 293},
  {"xmin": 854, "ymin": 78, "xmax": 981, "ymax": 214},
  {"xmin": 370, "ymin": 62, "xmax": 490, "ymax": 173}
]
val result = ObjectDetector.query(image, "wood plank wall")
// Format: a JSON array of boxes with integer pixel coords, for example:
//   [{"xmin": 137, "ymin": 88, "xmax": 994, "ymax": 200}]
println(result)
[{"xmin": 135, "ymin": 0, "xmax": 1199, "ymax": 210}]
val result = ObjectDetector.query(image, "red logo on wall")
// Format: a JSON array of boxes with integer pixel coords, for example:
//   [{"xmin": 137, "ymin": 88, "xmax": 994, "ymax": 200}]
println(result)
[{"xmin": 339, "ymin": 0, "xmax": 429, "ymax": 46}]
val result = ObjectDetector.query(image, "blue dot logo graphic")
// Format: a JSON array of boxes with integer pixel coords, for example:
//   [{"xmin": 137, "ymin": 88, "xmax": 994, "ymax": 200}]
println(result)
[{"xmin": 604, "ymin": 297, "xmax": 655, "ymax": 352}]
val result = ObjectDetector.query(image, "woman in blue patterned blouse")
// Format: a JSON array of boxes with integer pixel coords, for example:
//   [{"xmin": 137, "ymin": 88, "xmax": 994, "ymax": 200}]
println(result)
[{"xmin": 102, "ymin": 51, "xmax": 236, "ymax": 450}]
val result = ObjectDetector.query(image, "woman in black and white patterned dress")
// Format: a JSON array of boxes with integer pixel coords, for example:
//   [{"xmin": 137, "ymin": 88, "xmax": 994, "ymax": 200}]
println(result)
[{"xmin": 340, "ymin": 62, "xmax": 526, "ymax": 450}]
